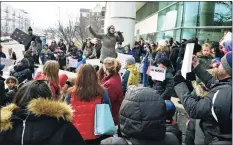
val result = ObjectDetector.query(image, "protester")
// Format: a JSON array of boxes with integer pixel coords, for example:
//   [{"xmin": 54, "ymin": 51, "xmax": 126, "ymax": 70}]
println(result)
[
  {"xmin": 34, "ymin": 60, "xmax": 60, "ymax": 99},
  {"xmin": 41, "ymin": 44, "xmax": 53, "ymax": 64},
  {"xmin": 25, "ymin": 27, "xmax": 36, "ymax": 51},
  {"xmin": 89, "ymin": 25, "xmax": 124, "ymax": 62},
  {"xmin": 197, "ymin": 43, "xmax": 214, "ymax": 69},
  {"xmin": 10, "ymin": 53, "xmax": 33, "ymax": 84},
  {"xmin": 165, "ymin": 100, "xmax": 182, "ymax": 144},
  {"xmin": 169, "ymin": 41, "xmax": 180, "ymax": 72},
  {"xmin": 123, "ymin": 44, "xmax": 133, "ymax": 55},
  {"xmin": 58, "ymin": 39, "xmax": 67, "ymax": 52},
  {"xmin": 68, "ymin": 41, "xmax": 78, "ymax": 57},
  {"xmin": 83, "ymin": 41, "xmax": 96, "ymax": 59},
  {"xmin": 4, "ymin": 76, "xmax": 18, "ymax": 104},
  {"xmin": 29, "ymin": 41, "xmax": 39, "ymax": 64},
  {"xmin": 81, "ymin": 37, "xmax": 92, "ymax": 51},
  {"xmin": 49, "ymin": 40, "xmax": 58, "ymax": 52},
  {"xmin": 93, "ymin": 38, "xmax": 102, "ymax": 59},
  {"xmin": 100, "ymin": 87, "xmax": 180, "ymax": 145},
  {"xmin": 23, "ymin": 51, "xmax": 35, "ymax": 74},
  {"xmin": 0, "ymin": 45, "xmax": 6, "ymax": 58},
  {"xmin": 35, "ymin": 37, "xmax": 42, "ymax": 64},
  {"xmin": 65, "ymin": 64, "xmax": 111, "ymax": 145},
  {"xmin": 122, "ymin": 56, "xmax": 139, "ymax": 94},
  {"xmin": 8, "ymin": 48, "xmax": 17, "ymax": 60},
  {"xmin": 153, "ymin": 58, "xmax": 174, "ymax": 100},
  {"xmin": 141, "ymin": 43, "xmax": 151, "ymax": 87},
  {"xmin": 154, "ymin": 39, "xmax": 169, "ymax": 66},
  {"xmin": 132, "ymin": 41, "xmax": 142, "ymax": 63},
  {"xmin": 0, "ymin": 80, "xmax": 86, "ymax": 145},
  {"xmin": 150, "ymin": 43, "xmax": 157, "ymax": 60},
  {"xmin": 116, "ymin": 42, "xmax": 124, "ymax": 53},
  {"xmin": 99, "ymin": 57, "xmax": 123, "ymax": 125},
  {"xmin": 174, "ymin": 52, "xmax": 232, "ymax": 145}
]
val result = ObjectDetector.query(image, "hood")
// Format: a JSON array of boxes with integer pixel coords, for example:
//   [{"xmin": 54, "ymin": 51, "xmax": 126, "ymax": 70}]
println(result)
[
  {"xmin": 126, "ymin": 65, "xmax": 138, "ymax": 75},
  {"xmin": 1, "ymin": 98, "xmax": 73, "ymax": 132},
  {"xmin": 59, "ymin": 73, "xmax": 68, "ymax": 89},
  {"xmin": 119, "ymin": 86, "xmax": 166, "ymax": 140},
  {"xmin": 196, "ymin": 51, "xmax": 214, "ymax": 58},
  {"xmin": 107, "ymin": 25, "xmax": 114, "ymax": 35}
]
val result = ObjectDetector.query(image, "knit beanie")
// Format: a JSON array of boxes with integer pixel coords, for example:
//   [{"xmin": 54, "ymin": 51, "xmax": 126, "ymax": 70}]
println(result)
[
  {"xmin": 165, "ymin": 100, "xmax": 176, "ymax": 120},
  {"xmin": 125, "ymin": 56, "xmax": 135, "ymax": 65},
  {"xmin": 221, "ymin": 52, "xmax": 232, "ymax": 76},
  {"xmin": 223, "ymin": 41, "xmax": 232, "ymax": 52}
]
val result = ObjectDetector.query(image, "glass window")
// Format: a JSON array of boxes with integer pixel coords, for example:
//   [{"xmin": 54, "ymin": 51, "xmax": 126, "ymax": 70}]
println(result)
[
  {"xmin": 164, "ymin": 30, "xmax": 174, "ymax": 39},
  {"xmin": 181, "ymin": 29, "xmax": 196, "ymax": 40},
  {"xmin": 198, "ymin": 2, "xmax": 232, "ymax": 26},
  {"xmin": 197, "ymin": 28, "xmax": 227, "ymax": 43},
  {"xmin": 174, "ymin": 29, "xmax": 181, "ymax": 41},
  {"xmin": 176, "ymin": 2, "xmax": 183, "ymax": 27},
  {"xmin": 182, "ymin": 2, "xmax": 199, "ymax": 26},
  {"xmin": 155, "ymin": 32, "xmax": 165, "ymax": 42}
]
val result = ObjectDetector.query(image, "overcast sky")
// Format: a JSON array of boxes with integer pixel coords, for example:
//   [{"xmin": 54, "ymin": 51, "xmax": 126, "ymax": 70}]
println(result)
[{"xmin": 4, "ymin": 2, "xmax": 105, "ymax": 29}]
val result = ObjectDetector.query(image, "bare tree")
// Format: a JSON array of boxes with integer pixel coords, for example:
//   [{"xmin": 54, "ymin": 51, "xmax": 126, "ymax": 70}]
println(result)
[{"xmin": 45, "ymin": 12, "xmax": 103, "ymax": 46}]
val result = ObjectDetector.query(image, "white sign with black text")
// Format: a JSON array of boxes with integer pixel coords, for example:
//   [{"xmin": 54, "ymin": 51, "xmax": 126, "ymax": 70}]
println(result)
[
  {"xmin": 0, "ymin": 58, "xmax": 16, "ymax": 67},
  {"xmin": 150, "ymin": 66, "xmax": 166, "ymax": 81}
]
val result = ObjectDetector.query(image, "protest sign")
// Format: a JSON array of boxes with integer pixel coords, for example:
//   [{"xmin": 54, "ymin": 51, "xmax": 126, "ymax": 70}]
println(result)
[
  {"xmin": 150, "ymin": 66, "xmax": 166, "ymax": 81},
  {"xmin": 181, "ymin": 43, "xmax": 195, "ymax": 79},
  {"xmin": 0, "ymin": 58, "xmax": 16, "ymax": 67},
  {"xmin": 10, "ymin": 28, "xmax": 32, "ymax": 46},
  {"xmin": 68, "ymin": 57, "xmax": 78, "ymax": 68}
]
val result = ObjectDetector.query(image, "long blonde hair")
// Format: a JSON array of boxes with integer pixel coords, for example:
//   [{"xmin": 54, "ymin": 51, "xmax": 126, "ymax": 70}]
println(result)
[
  {"xmin": 43, "ymin": 60, "xmax": 60, "ymax": 85},
  {"xmin": 156, "ymin": 45, "xmax": 169, "ymax": 52}
]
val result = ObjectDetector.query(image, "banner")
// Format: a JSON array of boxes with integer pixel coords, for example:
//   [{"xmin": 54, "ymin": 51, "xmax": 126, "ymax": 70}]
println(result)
[
  {"xmin": 0, "ymin": 58, "xmax": 16, "ymax": 67},
  {"xmin": 181, "ymin": 43, "xmax": 195, "ymax": 79},
  {"xmin": 68, "ymin": 57, "xmax": 78, "ymax": 68},
  {"xmin": 150, "ymin": 66, "xmax": 166, "ymax": 81}
]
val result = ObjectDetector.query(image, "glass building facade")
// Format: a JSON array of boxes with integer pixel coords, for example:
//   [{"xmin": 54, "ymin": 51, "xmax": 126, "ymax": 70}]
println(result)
[{"xmin": 136, "ymin": 1, "xmax": 232, "ymax": 43}]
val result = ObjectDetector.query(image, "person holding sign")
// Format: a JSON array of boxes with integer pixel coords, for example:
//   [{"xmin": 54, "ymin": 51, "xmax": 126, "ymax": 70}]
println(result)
[
  {"xmin": 153, "ymin": 58, "xmax": 174, "ymax": 100},
  {"xmin": 174, "ymin": 52, "xmax": 232, "ymax": 145}
]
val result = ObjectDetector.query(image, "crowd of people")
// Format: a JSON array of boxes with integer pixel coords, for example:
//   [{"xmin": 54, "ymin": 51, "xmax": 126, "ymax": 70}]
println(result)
[{"xmin": 0, "ymin": 25, "xmax": 232, "ymax": 145}]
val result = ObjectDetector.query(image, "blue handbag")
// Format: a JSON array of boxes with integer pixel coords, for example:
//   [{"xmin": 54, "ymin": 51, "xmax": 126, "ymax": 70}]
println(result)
[{"xmin": 94, "ymin": 104, "xmax": 116, "ymax": 135}]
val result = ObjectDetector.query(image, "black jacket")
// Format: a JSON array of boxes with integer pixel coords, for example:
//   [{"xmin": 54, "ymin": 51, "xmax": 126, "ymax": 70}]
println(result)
[
  {"xmin": 4, "ymin": 87, "xmax": 17, "ymax": 105},
  {"xmin": 132, "ymin": 47, "xmax": 142, "ymax": 63},
  {"xmin": 0, "ymin": 76, "xmax": 6, "ymax": 106},
  {"xmin": 101, "ymin": 87, "xmax": 179, "ymax": 145},
  {"xmin": 0, "ymin": 98, "xmax": 86, "ymax": 145},
  {"xmin": 59, "ymin": 43, "xmax": 67, "ymax": 52},
  {"xmin": 166, "ymin": 121, "xmax": 182, "ymax": 144},
  {"xmin": 175, "ymin": 65, "xmax": 232, "ymax": 145}
]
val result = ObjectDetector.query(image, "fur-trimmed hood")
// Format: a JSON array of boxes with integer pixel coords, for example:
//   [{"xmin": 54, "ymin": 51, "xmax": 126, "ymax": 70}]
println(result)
[
  {"xmin": 1, "ymin": 98, "xmax": 73, "ymax": 132},
  {"xmin": 196, "ymin": 51, "xmax": 215, "ymax": 58}
]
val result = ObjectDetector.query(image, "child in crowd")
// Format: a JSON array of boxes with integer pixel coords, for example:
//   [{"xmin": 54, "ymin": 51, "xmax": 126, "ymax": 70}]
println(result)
[
  {"xmin": 165, "ymin": 100, "xmax": 182, "ymax": 144},
  {"xmin": 153, "ymin": 58, "xmax": 174, "ymax": 100},
  {"xmin": 122, "ymin": 56, "xmax": 139, "ymax": 94},
  {"xmin": 196, "ymin": 43, "xmax": 214, "ymax": 83},
  {"xmin": 165, "ymin": 100, "xmax": 182, "ymax": 145},
  {"xmin": 5, "ymin": 76, "xmax": 18, "ymax": 104},
  {"xmin": 196, "ymin": 43, "xmax": 214, "ymax": 69}
]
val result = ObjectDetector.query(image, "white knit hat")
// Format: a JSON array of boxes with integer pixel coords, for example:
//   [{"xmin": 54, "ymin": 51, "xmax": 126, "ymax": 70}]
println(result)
[{"xmin": 158, "ymin": 40, "xmax": 167, "ymax": 47}]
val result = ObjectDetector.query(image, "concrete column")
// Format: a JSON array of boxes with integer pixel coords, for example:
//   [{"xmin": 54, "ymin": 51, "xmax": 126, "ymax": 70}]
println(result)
[{"xmin": 104, "ymin": 2, "xmax": 136, "ymax": 49}]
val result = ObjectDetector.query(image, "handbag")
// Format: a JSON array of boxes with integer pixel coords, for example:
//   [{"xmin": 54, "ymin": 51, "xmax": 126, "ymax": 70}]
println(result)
[{"xmin": 94, "ymin": 104, "xmax": 116, "ymax": 135}]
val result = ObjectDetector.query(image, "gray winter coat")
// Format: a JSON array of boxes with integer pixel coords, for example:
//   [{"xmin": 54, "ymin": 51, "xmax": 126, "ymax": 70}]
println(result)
[
  {"xmin": 175, "ymin": 64, "xmax": 232, "ymax": 145},
  {"xmin": 89, "ymin": 26, "xmax": 124, "ymax": 62},
  {"xmin": 101, "ymin": 87, "xmax": 180, "ymax": 145}
]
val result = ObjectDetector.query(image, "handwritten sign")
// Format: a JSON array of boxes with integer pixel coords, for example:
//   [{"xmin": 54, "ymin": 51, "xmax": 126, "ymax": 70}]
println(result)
[
  {"xmin": 150, "ymin": 66, "xmax": 166, "ymax": 81},
  {"xmin": 181, "ymin": 43, "xmax": 195, "ymax": 79},
  {"xmin": 0, "ymin": 58, "xmax": 16, "ymax": 67},
  {"xmin": 68, "ymin": 57, "xmax": 78, "ymax": 68}
]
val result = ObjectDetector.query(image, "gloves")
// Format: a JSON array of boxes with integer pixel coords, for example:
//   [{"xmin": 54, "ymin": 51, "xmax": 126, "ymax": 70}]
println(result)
[{"xmin": 174, "ymin": 70, "xmax": 186, "ymax": 86}]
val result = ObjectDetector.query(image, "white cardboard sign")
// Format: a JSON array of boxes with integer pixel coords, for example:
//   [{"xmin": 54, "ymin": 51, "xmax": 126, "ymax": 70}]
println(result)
[
  {"xmin": 0, "ymin": 58, "xmax": 16, "ymax": 67},
  {"xmin": 181, "ymin": 43, "xmax": 195, "ymax": 79},
  {"xmin": 68, "ymin": 57, "xmax": 78, "ymax": 68},
  {"xmin": 117, "ymin": 53, "xmax": 133, "ymax": 74},
  {"xmin": 150, "ymin": 66, "xmax": 166, "ymax": 81}
]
